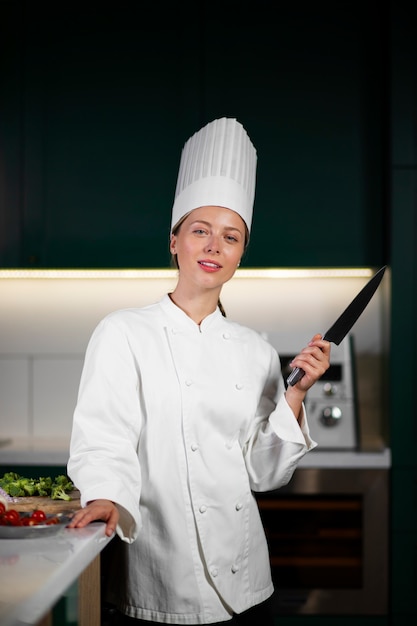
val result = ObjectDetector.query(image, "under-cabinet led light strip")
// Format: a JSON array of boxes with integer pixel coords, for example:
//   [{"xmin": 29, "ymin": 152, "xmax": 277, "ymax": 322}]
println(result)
[{"xmin": 0, "ymin": 268, "xmax": 374, "ymax": 279}]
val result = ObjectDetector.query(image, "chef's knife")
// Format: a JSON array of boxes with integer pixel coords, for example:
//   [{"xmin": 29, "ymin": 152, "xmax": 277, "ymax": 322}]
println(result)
[{"xmin": 286, "ymin": 265, "xmax": 387, "ymax": 386}]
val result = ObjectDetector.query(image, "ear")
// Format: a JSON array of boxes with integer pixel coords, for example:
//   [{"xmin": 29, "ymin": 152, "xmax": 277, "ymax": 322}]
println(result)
[{"xmin": 170, "ymin": 234, "xmax": 177, "ymax": 255}]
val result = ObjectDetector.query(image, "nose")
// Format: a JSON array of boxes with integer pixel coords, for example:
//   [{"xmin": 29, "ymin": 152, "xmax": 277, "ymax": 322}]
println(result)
[{"xmin": 205, "ymin": 235, "xmax": 221, "ymax": 254}]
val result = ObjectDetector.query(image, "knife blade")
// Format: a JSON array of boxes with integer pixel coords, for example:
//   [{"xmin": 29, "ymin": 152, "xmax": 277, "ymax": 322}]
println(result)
[{"xmin": 286, "ymin": 265, "xmax": 387, "ymax": 386}]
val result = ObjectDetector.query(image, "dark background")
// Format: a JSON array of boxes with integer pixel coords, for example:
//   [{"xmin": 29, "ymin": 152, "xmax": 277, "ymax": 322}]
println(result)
[
  {"xmin": 1, "ymin": 1, "xmax": 416, "ymax": 624},
  {"xmin": 0, "ymin": 0, "xmax": 387, "ymax": 268}
]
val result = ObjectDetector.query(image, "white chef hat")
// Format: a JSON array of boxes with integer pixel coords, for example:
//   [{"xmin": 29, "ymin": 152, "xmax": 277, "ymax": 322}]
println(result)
[{"xmin": 171, "ymin": 117, "xmax": 257, "ymax": 233}]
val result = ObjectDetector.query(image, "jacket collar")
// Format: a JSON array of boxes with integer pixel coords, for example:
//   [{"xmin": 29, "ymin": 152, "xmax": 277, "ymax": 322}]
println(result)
[{"xmin": 159, "ymin": 293, "xmax": 223, "ymax": 333}]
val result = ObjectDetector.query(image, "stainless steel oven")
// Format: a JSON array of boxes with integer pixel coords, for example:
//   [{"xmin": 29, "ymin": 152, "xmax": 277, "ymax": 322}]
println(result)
[
  {"xmin": 256, "ymin": 465, "xmax": 389, "ymax": 615},
  {"xmin": 267, "ymin": 332, "xmax": 359, "ymax": 450}
]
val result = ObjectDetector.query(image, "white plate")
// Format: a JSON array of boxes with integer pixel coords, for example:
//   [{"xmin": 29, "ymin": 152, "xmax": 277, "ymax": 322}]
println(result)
[{"xmin": 0, "ymin": 514, "xmax": 72, "ymax": 539}]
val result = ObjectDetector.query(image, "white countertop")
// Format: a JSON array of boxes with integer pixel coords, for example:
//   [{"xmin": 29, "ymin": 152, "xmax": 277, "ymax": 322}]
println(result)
[
  {"xmin": 0, "ymin": 437, "xmax": 71, "ymax": 466},
  {"xmin": 299, "ymin": 447, "xmax": 391, "ymax": 468},
  {"xmin": 0, "ymin": 437, "xmax": 391, "ymax": 469},
  {"xmin": 0, "ymin": 522, "xmax": 112, "ymax": 626}
]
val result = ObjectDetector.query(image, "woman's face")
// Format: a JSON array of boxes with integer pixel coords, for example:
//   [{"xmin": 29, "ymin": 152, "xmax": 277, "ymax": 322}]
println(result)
[{"xmin": 170, "ymin": 206, "xmax": 246, "ymax": 292}]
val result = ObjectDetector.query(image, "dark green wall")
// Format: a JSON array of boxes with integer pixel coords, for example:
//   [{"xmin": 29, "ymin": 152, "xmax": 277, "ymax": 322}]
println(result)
[
  {"xmin": 389, "ymin": 3, "xmax": 417, "ymax": 623},
  {"xmin": 0, "ymin": 1, "xmax": 386, "ymax": 269}
]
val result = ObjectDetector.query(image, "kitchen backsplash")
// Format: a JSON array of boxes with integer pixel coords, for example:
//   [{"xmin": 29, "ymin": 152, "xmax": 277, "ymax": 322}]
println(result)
[{"xmin": 0, "ymin": 269, "xmax": 390, "ymax": 447}]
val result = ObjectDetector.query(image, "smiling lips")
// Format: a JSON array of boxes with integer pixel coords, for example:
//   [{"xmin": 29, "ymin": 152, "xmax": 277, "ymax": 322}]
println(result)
[{"xmin": 198, "ymin": 260, "xmax": 222, "ymax": 272}]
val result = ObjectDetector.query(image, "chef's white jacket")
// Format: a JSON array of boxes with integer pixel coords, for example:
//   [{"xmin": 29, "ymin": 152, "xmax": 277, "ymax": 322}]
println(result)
[{"xmin": 68, "ymin": 294, "xmax": 317, "ymax": 624}]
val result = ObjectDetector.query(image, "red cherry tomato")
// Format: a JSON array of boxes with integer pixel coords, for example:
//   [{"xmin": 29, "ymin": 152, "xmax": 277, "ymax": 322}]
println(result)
[
  {"xmin": 22, "ymin": 517, "xmax": 38, "ymax": 526},
  {"xmin": 45, "ymin": 516, "xmax": 59, "ymax": 525},
  {"xmin": 30, "ymin": 510, "xmax": 47, "ymax": 522},
  {"xmin": 2, "ymin": 510, "xmax": 21, "ymax": 526},
  {"xmin": 0, "ymin": 502, "xmax": 6, "ymax": 515}
]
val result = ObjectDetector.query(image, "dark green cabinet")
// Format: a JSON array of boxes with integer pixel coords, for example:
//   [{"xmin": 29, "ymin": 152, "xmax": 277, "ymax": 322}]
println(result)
[
  {"xmin": 389, "ymin": 2, "xmax": 417, "ymax": 625},
  {"xmin": 0, "ymin": 1, "xmax": 199, "ymax": 268},
  {"xmin": 0, "ymin": 1, "xmax": 386, "ymax": 269}
]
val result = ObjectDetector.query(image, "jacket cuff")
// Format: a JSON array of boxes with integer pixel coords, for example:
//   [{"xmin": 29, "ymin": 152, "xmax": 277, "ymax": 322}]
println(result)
[{"xmin": 269, "ymin": 394, "xmax": 317, "ymax": 450}]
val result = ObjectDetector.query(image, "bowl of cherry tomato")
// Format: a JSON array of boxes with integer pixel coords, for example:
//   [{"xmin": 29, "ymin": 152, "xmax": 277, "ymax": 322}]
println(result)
[{"xmin": 0, "ymin": 502, "xmax": 72, "ymax": 538}]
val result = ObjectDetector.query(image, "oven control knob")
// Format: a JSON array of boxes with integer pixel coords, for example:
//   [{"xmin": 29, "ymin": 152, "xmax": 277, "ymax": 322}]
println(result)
[
  {"xmin": 323, "ymin": 382, "xmax": 337, "ymax": 396},
  {"xmin": 320, "ymin": 406, "xmax": 342, "ymax": 426}
]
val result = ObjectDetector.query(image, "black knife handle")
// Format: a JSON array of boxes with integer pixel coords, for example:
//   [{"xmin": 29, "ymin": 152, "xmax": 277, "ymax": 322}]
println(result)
[
  {"xmin": 286, "ymin": 367, "xmax": 305, "ymax": 386},
  {"xmin": 286, "ymin": 331, "xmax": 327, "ymax": 386}
]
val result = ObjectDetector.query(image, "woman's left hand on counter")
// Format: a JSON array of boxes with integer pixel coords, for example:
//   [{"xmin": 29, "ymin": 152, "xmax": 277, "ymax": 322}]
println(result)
[{"xmin": 67, "ymin": 499, "xmax": 119, "ymax": 537}]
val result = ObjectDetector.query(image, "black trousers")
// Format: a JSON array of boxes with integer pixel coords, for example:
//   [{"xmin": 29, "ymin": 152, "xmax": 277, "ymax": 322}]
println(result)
[{"xmin": 111, "ymin": 595, "xmax": 275, "ymax": 625}]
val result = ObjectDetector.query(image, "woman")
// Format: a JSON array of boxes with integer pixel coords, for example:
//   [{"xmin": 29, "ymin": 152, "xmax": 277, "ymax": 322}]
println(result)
[{"xmin": 67, "ymin": 118, "xmax": 330, "ymax": 625}]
